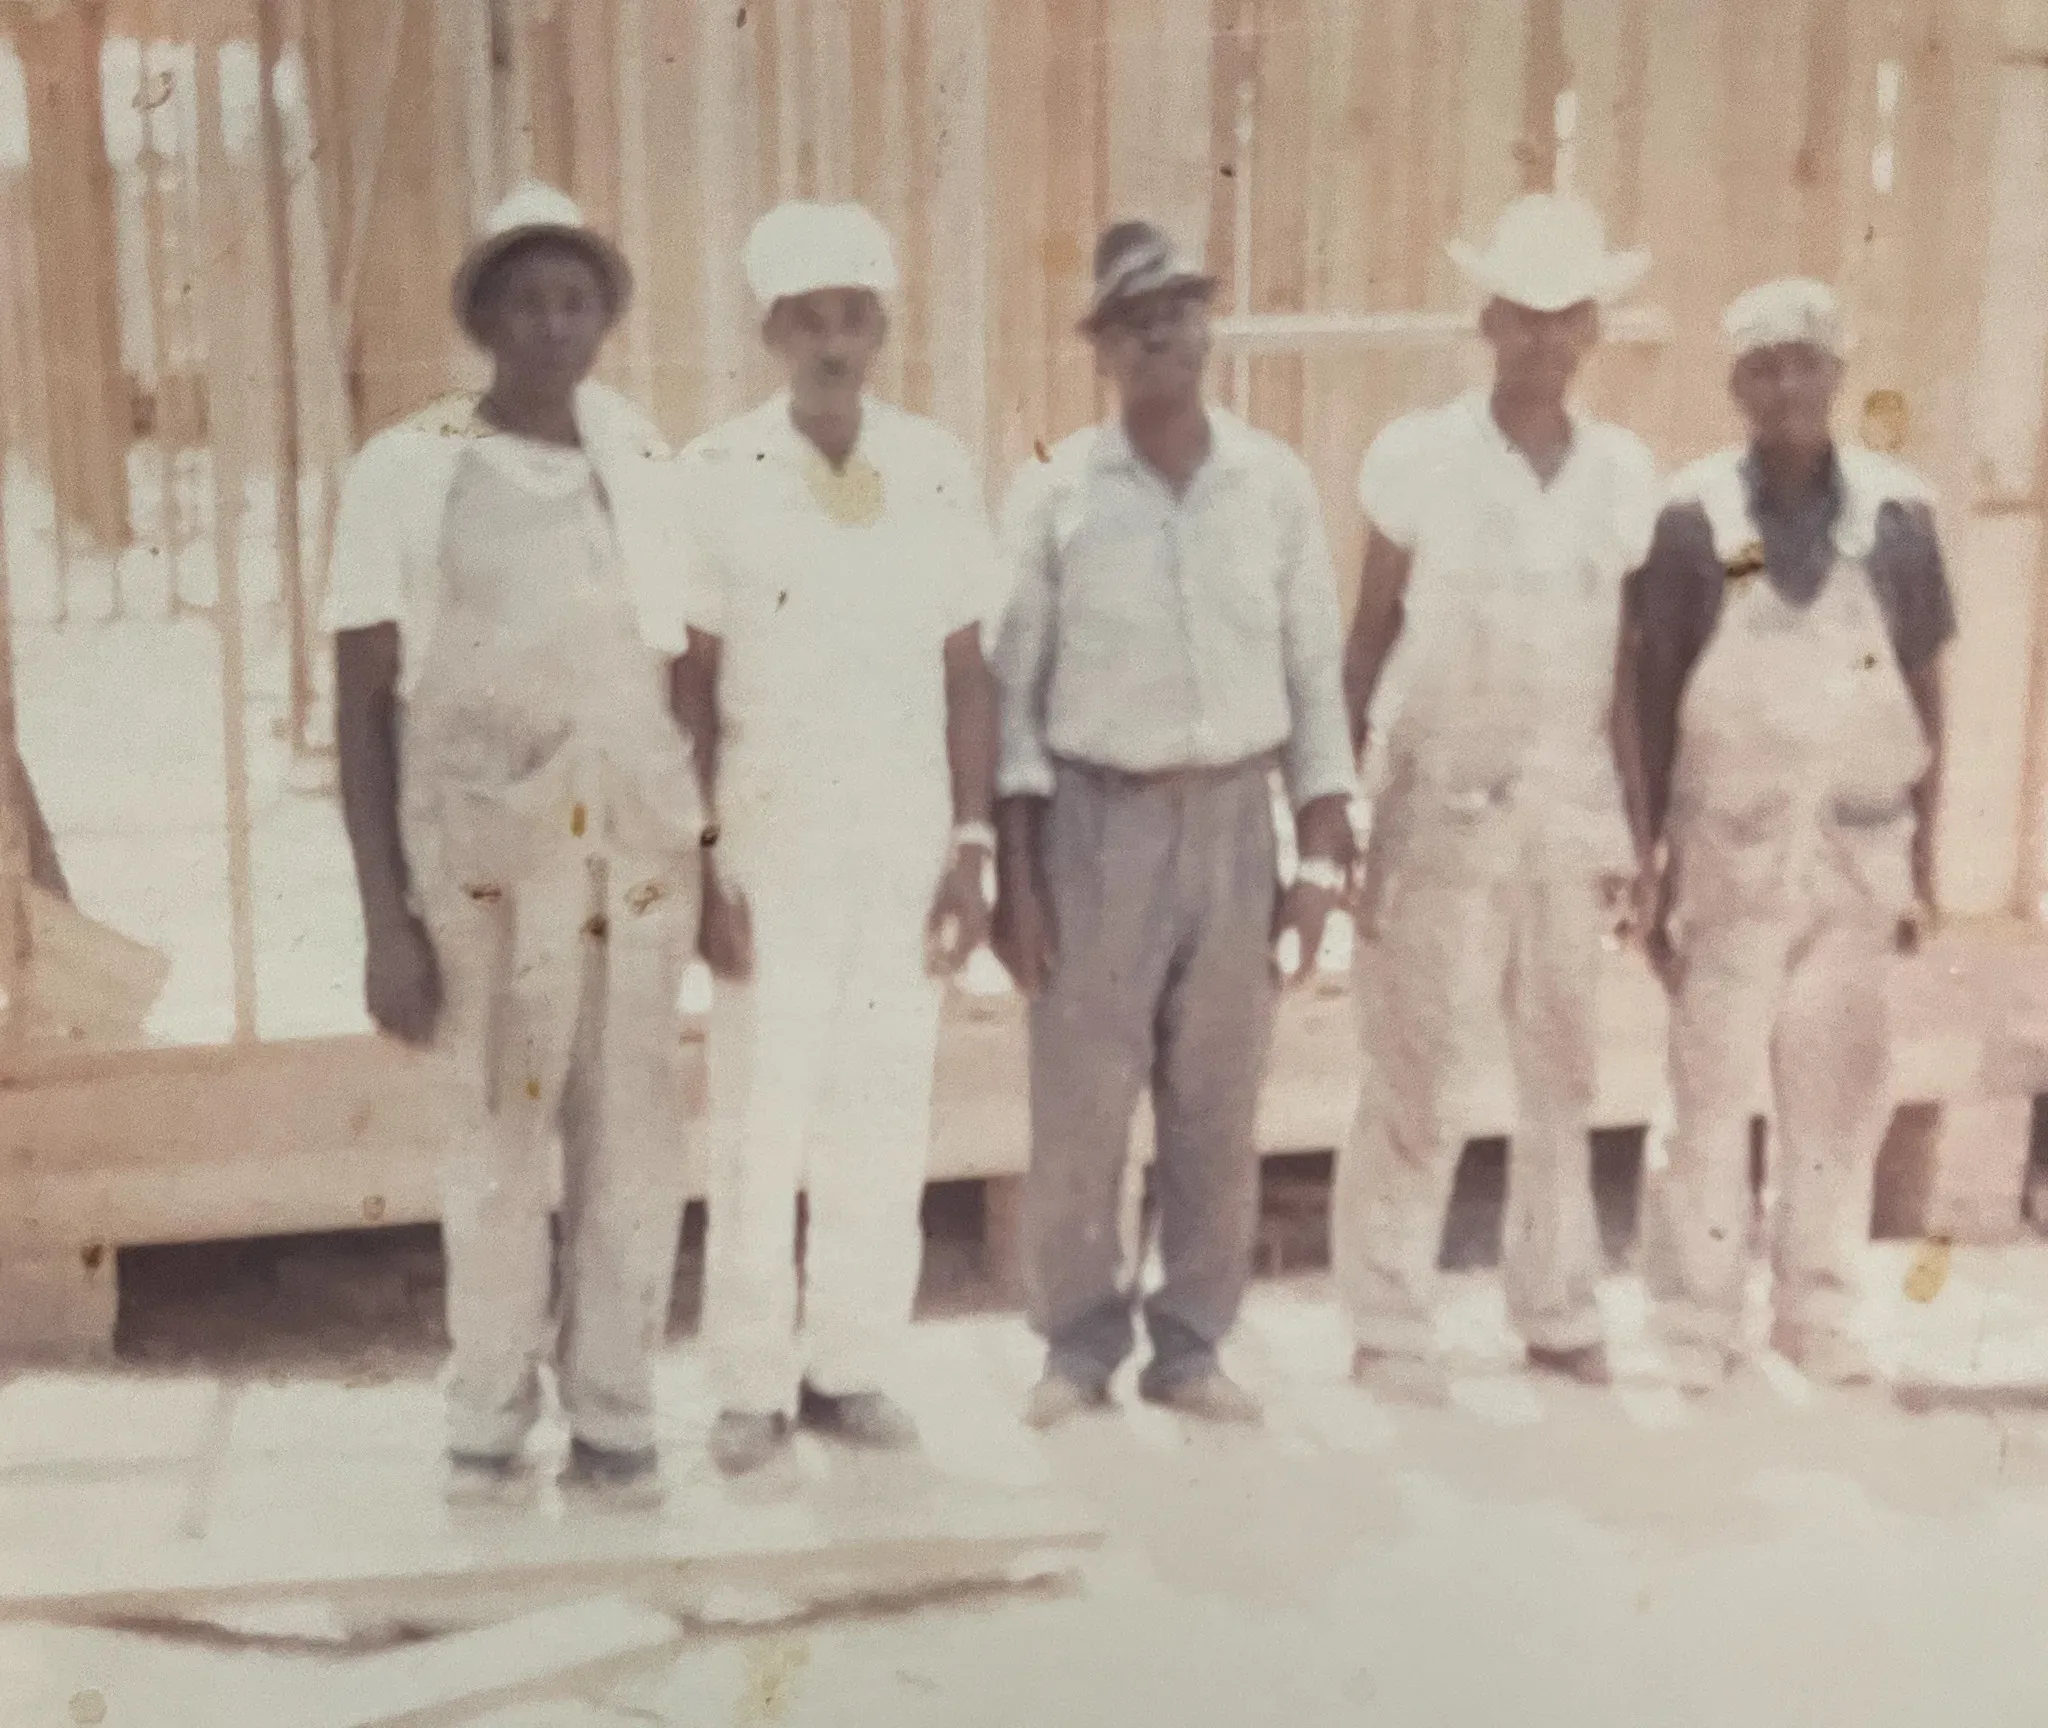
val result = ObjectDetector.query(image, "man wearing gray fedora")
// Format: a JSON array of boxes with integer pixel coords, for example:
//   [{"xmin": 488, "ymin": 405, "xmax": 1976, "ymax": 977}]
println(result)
[{"xmin": 990, "ymin": 219, "xmax": 1356, "ymax": 1430}]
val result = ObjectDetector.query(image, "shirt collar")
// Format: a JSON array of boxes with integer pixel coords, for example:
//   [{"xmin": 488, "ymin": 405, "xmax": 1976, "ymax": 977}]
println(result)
[
  {"xmin": 1738, "ymin": 442, "xmax": 1843, "ymax": 531},
  {"xmin": 763, "ymin": 389, "xmax": 875, "ymax": 468},
  {"xmin": 1089, "ymin": 406, "xmax": 1259, "ymax": 483},
  {"xmin": 1462, "ymin": 388, "xmax": 1582, "ymax": 476}
]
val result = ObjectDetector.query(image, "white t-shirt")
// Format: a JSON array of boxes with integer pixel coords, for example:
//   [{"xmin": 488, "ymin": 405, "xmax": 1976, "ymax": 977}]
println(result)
[
  {"xmin": 324, "ymin": 383, "xmax": 691, "ymax": 697},
  {"xmin": 674, "ymin": 394, "xmax": 1001, "ymax": 880},
  {"xmin": 1356, "ymin": 390, "xmax": 1657, "ymax": 841}
]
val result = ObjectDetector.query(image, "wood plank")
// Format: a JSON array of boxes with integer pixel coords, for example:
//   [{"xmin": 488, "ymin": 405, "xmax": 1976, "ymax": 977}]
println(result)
[
  {"xmin": 1041, "ymin": 0, "xmax": 1104, "ymax": 437},
  {"xmin": 0, "ymin": 1475, "xmax": 1103, "ymax": 1626},
  {"xmin": 294, "ymin": 1597, "xmax": 681, "ymax": 1728},
  {"xmin": 924, "ymin": 0, "xmax": 990, "ymax": 459},
  {"xmin": 16, "ymin": 0, "xmax": 131, "ymax": 551},
  {"xmin": 985, "ymin": 0, "xmax": 1050, "ymax": 480}
]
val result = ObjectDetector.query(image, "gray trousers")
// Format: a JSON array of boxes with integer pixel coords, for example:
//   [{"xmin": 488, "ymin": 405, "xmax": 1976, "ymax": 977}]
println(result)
[{"xmin": 1025, "ymin": 756, "xmax": 1278, "ymax": 1391}]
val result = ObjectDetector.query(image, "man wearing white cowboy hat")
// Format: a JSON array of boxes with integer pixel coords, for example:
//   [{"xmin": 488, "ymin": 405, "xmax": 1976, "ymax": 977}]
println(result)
[
  {"xmin": 669, "ymin": 200, "xmax": 1003, "ymax": 1476},
  {"xmin": 990, "ymin": 219, "xmax": 1355, "ymax": 1429},
  {"xmin": 1334, "ymin": 191, "xmax": 1659, "ymax": 1405},
  {"xmin": 328, "ymin": 181, "xmax": 703, "ymax": 1509},
  {"xmin": 1620, "ymin": 277, "xmax": 1953, "ymax": 1394}
]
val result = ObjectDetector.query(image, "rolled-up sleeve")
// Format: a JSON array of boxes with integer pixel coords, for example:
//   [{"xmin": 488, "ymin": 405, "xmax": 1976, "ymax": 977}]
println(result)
[
  {"xmin": 1273, "ymin": 456, "xmax": 1358, "ymax": 807},
  {"xmin": 990, "ymin": 463, "xmax": 1060, "ymax": 799}
]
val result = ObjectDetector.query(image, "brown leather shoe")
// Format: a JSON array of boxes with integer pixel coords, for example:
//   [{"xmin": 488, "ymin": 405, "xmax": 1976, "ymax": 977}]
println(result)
[
  {"xmin": 1138, "ymin": 1365, "xmax": 1263, "ymax": 1425},
  {"xmin": 1022, "ymin": 1372, "xmax": 1111, "ymax": 1431},
  {"xmin": 1526, "ymin": 1342, "xmax": 1613, "ymax": 1387}
]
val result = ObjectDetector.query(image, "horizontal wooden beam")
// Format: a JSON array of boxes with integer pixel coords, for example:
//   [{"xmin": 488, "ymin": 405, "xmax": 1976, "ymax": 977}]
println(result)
[{"xmin": 1210, "ymin": 305, "xmax": 1676, "ymax": 353}]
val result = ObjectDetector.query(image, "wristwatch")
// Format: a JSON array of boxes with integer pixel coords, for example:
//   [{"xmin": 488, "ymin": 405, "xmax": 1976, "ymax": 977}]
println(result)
[
  {"xmin": 1295, "ymin": 855, "xmax": 1348, "ymax": 895},
  {"xmin": 950, "ymin": 820, "xmax": 997, "ymax": 857}
]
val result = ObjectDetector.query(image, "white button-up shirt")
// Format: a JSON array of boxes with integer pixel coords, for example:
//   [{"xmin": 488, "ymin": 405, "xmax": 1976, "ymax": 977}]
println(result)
[
  {"xmin": 992, "ymin": 411, "xmax": 1354, "ymax": 808},
  {"xmin": 1357, "ymin": 390, "xmax": 1657, "ymax": 858}
]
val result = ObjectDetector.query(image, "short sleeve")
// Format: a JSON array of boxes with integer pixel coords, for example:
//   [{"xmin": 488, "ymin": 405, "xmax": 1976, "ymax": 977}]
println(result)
[
  {"xmin": 323, "ymin": 433, "xmax": 416, "ymax": 635},
  {"xmin": 1355, "ymin": 416, "xmax": 1427, "ymax": 551},
  {"xmin": 928, "ymin": 434, "xmax": 1005, "ymax": 637},
  {"xmin": 1608, "ymin": 430, "xmax": 1662, "ymax": 572},
  {"xmin": 670, "ymin": 445, "xmax": 737, "ymax": 638},
  {"xmin": 1869, "ymin": 498, "xmax": 1957, "ymax": 673}
]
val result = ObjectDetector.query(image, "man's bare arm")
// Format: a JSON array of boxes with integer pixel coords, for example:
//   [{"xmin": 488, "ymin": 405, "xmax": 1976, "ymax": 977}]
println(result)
[
  {"xmin": 1904, "ymin": 654, "xmax": 1945, "ymax": 907},
  {"xmin": 1342, "ymin": 529, "xmax": 1412, "ymax": 758},
  {"xmin": 335, "ymin": 623, "xmax": 413, "ymax": 930},
  {"xmin": 669, "ymin": 627, "xmax": 723, "ymax": 825},
  {"xmin": 943, "ymin": 624, "xmax": 997, "ymax": 828}
]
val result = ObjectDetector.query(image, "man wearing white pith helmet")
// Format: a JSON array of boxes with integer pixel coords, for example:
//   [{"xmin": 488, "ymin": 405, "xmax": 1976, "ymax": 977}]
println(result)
[
  {"xmin": 1622, "ymin": 277, "xmax": 1953, "ymax": 1394},
  {"xmin": 1335, "ymin": 193, "xmax": 1660, "ymax": 1405},
  {"xmin": 328, "ymin": 183, "xmax": 702, "ymax": 1510},
  {"xmin": 670, "ymin": 201, "xmax": 1003, "ymax": 1476}
]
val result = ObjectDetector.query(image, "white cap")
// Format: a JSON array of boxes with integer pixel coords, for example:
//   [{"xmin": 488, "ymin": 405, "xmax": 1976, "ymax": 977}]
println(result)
[
  {"xmin": 1722, "ymin": 277, "xmax": 1848, "ymax": 360},
  {"xmin": 1447, "ymin": 192, "xmax": 1650, "ymax": 313},
  {"xmin": 451, "ymin": 180, "xmax": 631, "ymax": 339},
  {"xmin": 743, "ymin": 201, "xmax": 899, "ymax": 311}
]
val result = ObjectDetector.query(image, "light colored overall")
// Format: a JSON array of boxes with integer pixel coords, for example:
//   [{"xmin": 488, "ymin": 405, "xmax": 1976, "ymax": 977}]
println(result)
[
  {"xmin": 402, "ymin": 439, "xmax": 702, "ymax": 1459},
  {"xmin": 682, "ymin": 397, "xmax": 994, "ymax": 1417},
  {"xmin": 1336, "ymin": 398, "xmax": 1652, "ymax": 1363},
  {"xmin": 1654, "ymin": 479, "xmax": 1928, "ymax": 1363}
]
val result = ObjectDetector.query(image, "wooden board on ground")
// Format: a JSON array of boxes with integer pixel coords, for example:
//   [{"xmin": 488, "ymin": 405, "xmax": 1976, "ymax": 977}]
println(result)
[
  {"xmin": 1893, "ymin": 1380, "xmax": 2048, "ymax": 1416},
  {"xmin": 289, "ymin": 1596, "xmax": 681, "ymax": 1728},
  {"xmin": 0, "ymin": 1470, "xmax": 1103, "ymax": 1631}
]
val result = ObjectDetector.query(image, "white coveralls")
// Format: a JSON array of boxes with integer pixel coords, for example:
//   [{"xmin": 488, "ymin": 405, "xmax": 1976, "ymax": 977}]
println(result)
[
  {"xmin": 675, "ymin": 395, "xmax": 1000, "ymax": 1417},
  {"xmin": 1334, "ymin": 392, "xmax": 1658, "ymax": 1362},
  {"xmin": 1653, "ymin": 448, "xmax": 1931, "ymax": 1362},
  {"xmin": 328, "ymin": 386, "xmax": 702, "ymax": 1459}
]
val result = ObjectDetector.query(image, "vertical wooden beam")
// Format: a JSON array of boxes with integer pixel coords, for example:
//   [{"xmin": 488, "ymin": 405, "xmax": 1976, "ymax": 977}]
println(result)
[
  {"xmin": 695, "ymin": 0, "xmax": 758, "ymax": 425},
  {"xmin": 640, "ymin": 0, "xmax": 702, "ymax": 429},
  {"xmin": 257, "ymin": 0, "xmax": 311, "ymax": 750},
  {"xmin": 613, "ymin": 0, "xmax": 654, "ymax": 407},
  {"xmin": 0, "ymin": 392, "xmax": 27, "ymax": 1059},
  {"xmin": 926, "ymin": 0, "xmax": 990, "ymax": 460},
  {"xmin": 190, "ymin": 24, "xmax": 260, "ymax": 1045},
  {"xmin": 986, "ymin": 0, "xmax": 1050, "ymax": 480},
  {"xmin": 1040, "ymin": 0, "xmax": 1101, "ymax": 437},
  {"xmin": 18, "ymin": 0, "xmax": 131, "ymax": 554},
  {"xmin": 1520, "ymin": 0, "xmax": 1565, "ymax": 191},
  {"xmin": 1249, "ymin": 0, "xmax": 1311, "ymax": 447}
]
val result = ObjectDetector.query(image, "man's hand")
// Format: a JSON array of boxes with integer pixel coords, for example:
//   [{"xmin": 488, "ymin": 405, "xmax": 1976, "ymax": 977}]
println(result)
[
  {"xmin": 699, "ymin": 867, "xmax": 755, "ymax": 981},
  {"xmin": 1272, "ymin": 867, "xmax": 1345, "ymax": 986},
  {"xmin": 365, "ymin": 909, "xmax": 442, "ymax": 1046},
  {"xmin": 1901, "ymin": 826, "xmax": 1939, "ymax": 955},
  {"xmin": 925, "ymin": 843, "xmax": 993, "ymax": 978},
  {"xmin": 1637, "ymin": 864, "xmax": 1679, "ymax": 991},
  {"xmin": 992, "ymin": 798, "xmax": 1057, "ymax": 996}
]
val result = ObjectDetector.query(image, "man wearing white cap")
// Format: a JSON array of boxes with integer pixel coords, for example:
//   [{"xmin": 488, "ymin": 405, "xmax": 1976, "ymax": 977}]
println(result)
[
  {"xmin": 329, "ymin": 182, "xmax": 702, "ymax": 1509},
  {"xmin": 1621, "ymin": 277, "xmax": 1953, "ymax": 1393},
  {"xmin": 1334, "ymin": 192, "xmax": 1659, "ymax": 1405},
  {"xmin": 991, "ymin": 220, "xmax": 1355, "ymax": 1429},
  {"xmin": 670, "ymin": 201, "xmax": 1002, "ymax": 1476}
]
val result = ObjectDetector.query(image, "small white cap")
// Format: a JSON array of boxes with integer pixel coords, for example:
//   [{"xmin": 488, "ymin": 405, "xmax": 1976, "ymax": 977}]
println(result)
[
  {"xmin": 1447, "ymin": 192, "xmax": 1650, "ymax": 313},
  {"xmin": 743, "ymin": 201, "xmax": 899, "ymax": 311},
  {"xmin": 1723, "ymin": 277, "xmax": 1847, "ymax": 360},
  {"xmin": 451, "ymin": 179, "xmax": 631, "ymax": 339}
]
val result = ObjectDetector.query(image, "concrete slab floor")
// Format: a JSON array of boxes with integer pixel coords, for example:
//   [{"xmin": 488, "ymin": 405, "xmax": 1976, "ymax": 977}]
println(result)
[{"xmin": 5, "ymin": 1247, "xmax": 2048, "ymax": 1723}]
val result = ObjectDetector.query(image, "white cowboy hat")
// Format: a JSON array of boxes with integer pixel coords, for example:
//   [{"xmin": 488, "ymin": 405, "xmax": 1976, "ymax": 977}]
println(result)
[
  {"xmin": 744, "ymin": 201, "xmax": 899, "ymax": 311},
  {"xmin": 451, "ymin": 180, "xmax": 632, "ymax": 341},
  {"xmin": 1447, "ymin": 192, "xmax": 1650, "ymax": 313}
]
